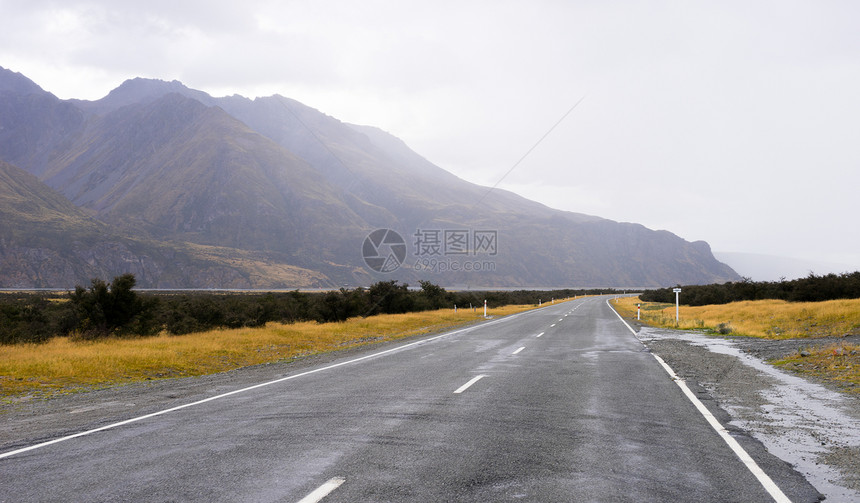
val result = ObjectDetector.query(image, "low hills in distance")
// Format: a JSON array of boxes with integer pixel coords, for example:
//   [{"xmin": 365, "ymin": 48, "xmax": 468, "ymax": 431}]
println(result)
[{"xmin": 0, "ymin": 65, "xmax": 740, "ymax": 289}]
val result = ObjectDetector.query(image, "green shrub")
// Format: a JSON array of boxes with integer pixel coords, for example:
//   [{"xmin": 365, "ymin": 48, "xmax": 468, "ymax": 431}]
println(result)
[
  {"xmin": 68, "ymin": 273, "xmax": 160, "ymax": 339},
  {"xmin": 1, "ymin": 276, "xmax": 625, "ymax": 343},
  {"xmin": 640, "ymin": 272, "xmax": 860, "ymax": 306}
]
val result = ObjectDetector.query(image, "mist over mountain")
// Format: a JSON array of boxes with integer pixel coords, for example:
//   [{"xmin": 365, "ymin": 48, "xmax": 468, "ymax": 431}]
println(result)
[
  {"xmin": 714, "ymin": 252, "xmax": 854, "ymax": 282},
  {"xmin": 0, "ymin": 65, "xmax": 740, "ymax": 288}
]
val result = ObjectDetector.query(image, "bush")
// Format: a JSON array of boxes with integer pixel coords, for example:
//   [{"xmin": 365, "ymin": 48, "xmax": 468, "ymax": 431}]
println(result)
[
  {"xmin": 367, "ymin": 281, "xmax": 415, "ymax": 316},
  {"xmin": 0, "ymin": 297, "xmax": 52, "ymax": 344},
  {"xmin": 68, "ymin": 273, "xmax": 160, "ymax": 339},
  {"xmin": 417, "ymin": 280, "xmax": 450, "ymax": 310},
  {"xmin": 0, "ymin": 275, "xmax": 626, "ymax": 344},
  {"xmin": 640, "ymin": 271, "xmax": 860, "ymax": 306}
]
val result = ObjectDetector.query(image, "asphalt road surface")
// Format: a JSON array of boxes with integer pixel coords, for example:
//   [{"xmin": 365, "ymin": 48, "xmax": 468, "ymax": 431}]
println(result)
[{"xmin": 0, "ymin": 297, "xmax": 818, "ymax": 502}]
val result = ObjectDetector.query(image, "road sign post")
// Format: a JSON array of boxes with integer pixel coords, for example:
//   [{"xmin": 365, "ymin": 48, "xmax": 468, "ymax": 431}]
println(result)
[{"xmin": 673, "ymin": 288, "xmax": 682, "ymax": 322}]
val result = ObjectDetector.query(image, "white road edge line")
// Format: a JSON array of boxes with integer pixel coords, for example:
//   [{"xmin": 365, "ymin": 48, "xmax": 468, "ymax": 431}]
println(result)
[
  {"xmin": 1, "ymin": 312, "xmax": 529, "ymax": 461},
  {"xmin": 512, "ymin": 347, "xmax": 525, "ymax": 355},
  {"xmin": 605, "ymin": 300, "xmax": 791, "ymax": 503},
  {"xmin": 296, "ymin": 477, "xmax": 346, "ymax": 503},
  {"xmin": 454, "ymin": 374, "xmax": 487, "ymax": 394}
]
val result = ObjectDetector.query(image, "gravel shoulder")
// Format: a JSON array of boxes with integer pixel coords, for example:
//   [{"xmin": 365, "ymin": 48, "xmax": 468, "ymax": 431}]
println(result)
[{"xmin": 624, "ymin": 317, "xmax": 860, "ymax": 503}]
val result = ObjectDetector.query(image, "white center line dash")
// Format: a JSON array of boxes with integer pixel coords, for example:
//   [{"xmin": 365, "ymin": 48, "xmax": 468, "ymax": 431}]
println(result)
[
  {"xmin": 454, "ymin": 374, "xmax": 487, "ymax": 394},
  {"xmin": 512, "ymin": 347, "xmax": 525, "ymax": 355},
  {"xmin": 296, "ymin": 477, "xmax": 346, "ymax": 503},
  {"xmin": 536, "ymin": 332, "xmax": 544, "ymax": 338}
]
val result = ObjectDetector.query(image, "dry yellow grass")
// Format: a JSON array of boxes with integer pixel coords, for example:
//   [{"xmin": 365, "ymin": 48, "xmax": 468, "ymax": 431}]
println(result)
[
  {"xmin": 613, "ymin": 296, "xmax": 860, "ymax": 339},
  {"xmin": 773, "ymin": 343, "xmax": 860, "ymax": 393},
  {"xmin": 0, "ymin": 304, "xmax": 544, "ymax": 398},
  {"xmin": 612, "ymin": 296, "xmax": 860, "ymax": 393}
]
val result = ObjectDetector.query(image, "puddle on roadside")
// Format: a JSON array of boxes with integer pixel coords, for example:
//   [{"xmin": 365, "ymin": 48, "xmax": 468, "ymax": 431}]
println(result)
[{"xmin": 638, "ymin": 327, "xmax": 860, "ymax": 503}]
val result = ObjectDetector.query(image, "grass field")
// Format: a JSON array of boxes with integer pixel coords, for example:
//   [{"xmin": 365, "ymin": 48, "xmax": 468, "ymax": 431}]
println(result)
[
  {"xmin": 0, "ymin": 303, "xmax": 545, "ymax": 398},
  {"xmin": 612, "ymin": 296, "xmax": 860, "ymax": 339},
  {"xmin": 613, "ymin": 296, "xmax": 860, "ymax": 393}
]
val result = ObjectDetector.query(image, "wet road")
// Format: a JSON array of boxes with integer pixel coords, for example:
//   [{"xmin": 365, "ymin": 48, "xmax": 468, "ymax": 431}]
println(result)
[{"xmin": 0, "ymin": 297, "xmax": 814, "ymax": 502}]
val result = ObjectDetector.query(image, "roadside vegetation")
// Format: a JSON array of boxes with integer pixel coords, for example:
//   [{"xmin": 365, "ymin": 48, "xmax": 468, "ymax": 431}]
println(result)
[
  {"xmin": 0, "ymin": 274, "xmax": 599, "ymax": 397},
  {"xmin": 613, "ymin": 293, "xmax": 860, "ymax": 394},
  {"xmin": 641, "ymin": 272, "xmax": 860, "ymax": 306},
  {"xmin": 0, "ymin": 274, "xmax": 612, "ymax": 345},
  {"xmin": 0, "ymin": 304, "xmax": 539, "ymax": 398},
  {"xmin": 613, "ymin": 296, "xmax": 860, "ymax": 339}
]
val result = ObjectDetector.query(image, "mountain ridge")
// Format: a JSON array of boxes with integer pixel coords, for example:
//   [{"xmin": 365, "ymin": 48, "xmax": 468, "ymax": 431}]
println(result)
[{"xmin": 0, "ymin": 65, "xmax": 740, "ymax": 288}]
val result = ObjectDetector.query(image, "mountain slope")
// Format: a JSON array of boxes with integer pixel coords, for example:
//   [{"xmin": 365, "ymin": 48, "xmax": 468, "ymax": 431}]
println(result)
[
  {"xmin": 0, "ymin": 159, "xmax": 333, "ymax": 288},
  {"xmin": 77, "ymin": 78, "xmax": 595, "ymax": 221},
  {"xmin": 0, "ymin": 158, "xmax": 103, "ymax": 242},
  {"xmin": 43, "ymin": 93, "xmax": 367, "ymax": 260},
  {"xmin": 0, "ymin": 158, "xmax": 161, "ymax": 287},
  {"xmin": 0, "ymin": 82, "xmax": 85, "ymax": 178},
  {"xmin": 208, "ymin": 90, "xmax": 735, "ymax": 286},
  {"xmin": 0, "ymin": 67, "xmax": 740, "ymax": 288}
]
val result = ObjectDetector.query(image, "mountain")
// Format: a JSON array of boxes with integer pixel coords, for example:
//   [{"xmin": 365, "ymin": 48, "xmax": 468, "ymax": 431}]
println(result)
[
  {"xmin": 42, "ymin": 93, "xmax": 367, "ymax": 257},
  {"xmin": 0, "ymin": 66, "xmax": 740, "ymax": 288}
]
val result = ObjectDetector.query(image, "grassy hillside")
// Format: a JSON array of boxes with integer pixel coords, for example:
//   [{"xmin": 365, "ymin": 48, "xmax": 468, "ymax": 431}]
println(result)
[
  {"xmin": 0, "ymin": 160, "xmax": 103, "ymax": 236},
  {"xmin": 0, "ymin": 160, "xmax": 335, "ymax": 289}
]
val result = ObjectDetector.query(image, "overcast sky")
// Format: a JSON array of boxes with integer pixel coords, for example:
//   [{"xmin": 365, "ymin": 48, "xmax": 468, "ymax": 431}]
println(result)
[{"xmin": 2, "ymin": 1, "xmax": 859, "ymax": 277}]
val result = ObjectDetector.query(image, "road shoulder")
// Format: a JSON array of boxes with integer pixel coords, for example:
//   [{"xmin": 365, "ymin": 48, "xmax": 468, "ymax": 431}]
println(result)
[{"xmin": 637, "ymin": 325, "xmax": 860, "ymax": 502}]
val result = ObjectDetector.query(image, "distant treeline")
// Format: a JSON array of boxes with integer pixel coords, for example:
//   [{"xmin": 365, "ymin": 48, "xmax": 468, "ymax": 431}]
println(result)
[
  {"xmin": 0, "ymin": 274, "xmax": 616, "ymax": 344},
  {"xmin": 640, "ymin": 272, "xmax": 860, "ymax": 306}
]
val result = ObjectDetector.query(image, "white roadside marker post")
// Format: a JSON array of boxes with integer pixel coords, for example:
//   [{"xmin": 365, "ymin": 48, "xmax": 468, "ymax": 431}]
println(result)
[{"xmin": 673, "ymin": 288, "xmax": 682, "ymax": 322}]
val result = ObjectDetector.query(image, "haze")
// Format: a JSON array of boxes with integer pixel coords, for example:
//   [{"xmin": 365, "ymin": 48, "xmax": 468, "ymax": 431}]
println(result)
[{"xmin": 2, "ymin": 0, "xmax": 858, "ymax": 279}]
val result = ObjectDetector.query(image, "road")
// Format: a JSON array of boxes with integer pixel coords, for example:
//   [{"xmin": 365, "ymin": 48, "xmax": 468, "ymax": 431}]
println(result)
[{"xmin": 0, "ymin": 297, "xmax": 816, "ymax": 502}]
